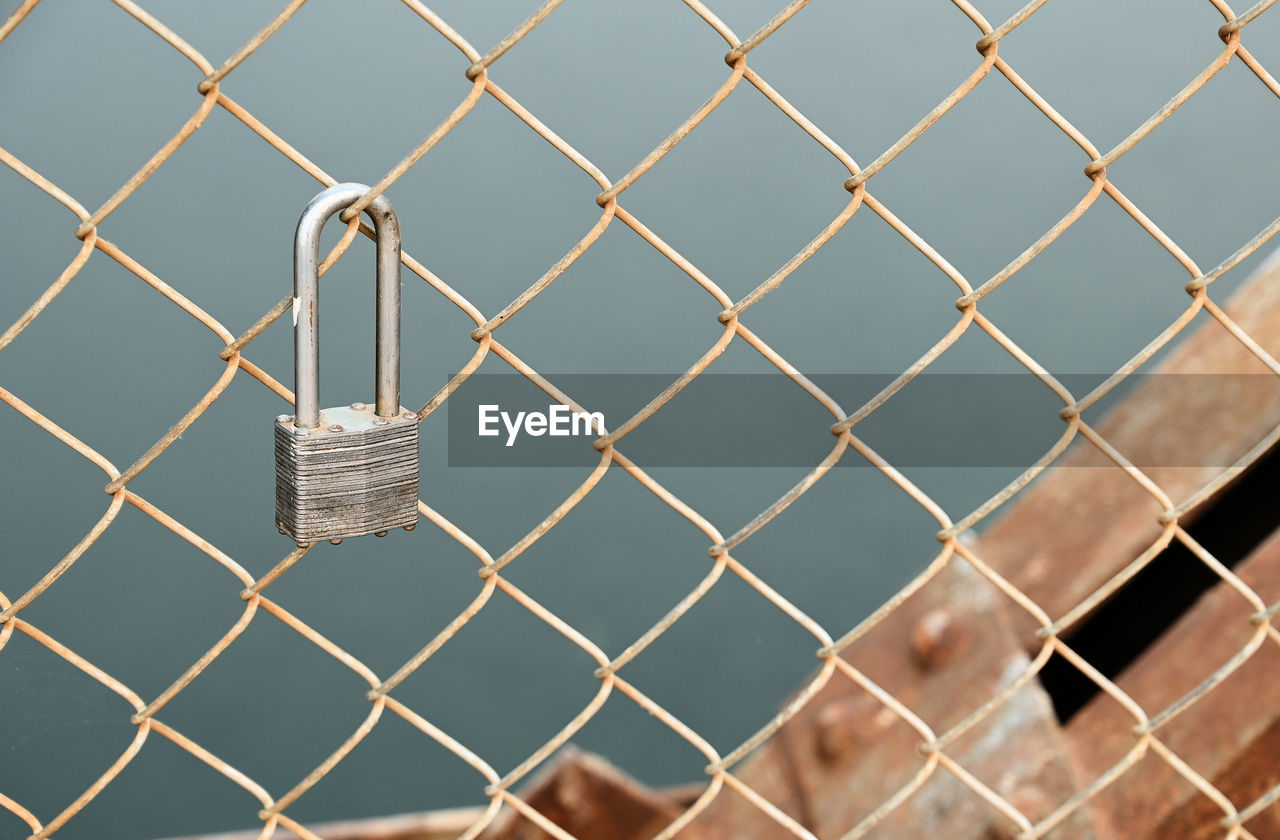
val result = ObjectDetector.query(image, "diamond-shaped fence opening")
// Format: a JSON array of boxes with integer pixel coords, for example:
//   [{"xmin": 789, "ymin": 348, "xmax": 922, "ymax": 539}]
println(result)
[
  {"xmin": 617, "ymin": 82, "xmax": 856, "ymax": 298},
  {"xmin": 3, "ymin": 0, "xmax": 1280, "ymax": 838},
  {"xmin": 0, "ymin": 631, "xmax": 140, "ymax": 825},
  {"xmin": 0, "ymin": 1, "xmax": 199, "ymax": 203},
  {"xmin": 476, "ymin": 0, "xmax": 739, "ymax": 176},
  {"xmin": 13, "ymin": 503, "xmax": 251, "ymax": 698},
  {"xmin": 1101, "ymin": 56, "xmax": 1280, "ymax": 267}
]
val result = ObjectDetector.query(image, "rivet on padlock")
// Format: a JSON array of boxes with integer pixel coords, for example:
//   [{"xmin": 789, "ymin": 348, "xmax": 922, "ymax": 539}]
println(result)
[{"xmin": 273, "ymin": 183, "xmax": 420, "ymax": 546}]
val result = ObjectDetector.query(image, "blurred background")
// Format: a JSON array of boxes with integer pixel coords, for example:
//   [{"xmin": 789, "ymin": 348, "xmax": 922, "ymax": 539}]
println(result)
[{"xmin": 1, "ymin": 0, "xmax": 1278, "ymax": 837}]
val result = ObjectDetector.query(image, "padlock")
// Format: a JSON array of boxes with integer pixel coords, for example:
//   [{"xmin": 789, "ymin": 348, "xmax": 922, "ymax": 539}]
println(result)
[{"xmin": 274, "ymin": 183, "xmax": 419, "ymax": 546}]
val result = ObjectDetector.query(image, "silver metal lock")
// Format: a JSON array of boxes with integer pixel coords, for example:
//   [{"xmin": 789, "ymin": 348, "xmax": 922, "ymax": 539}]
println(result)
[{"xmin": 274, "ymin": 183, "xmax": 419, "ymax": 546}]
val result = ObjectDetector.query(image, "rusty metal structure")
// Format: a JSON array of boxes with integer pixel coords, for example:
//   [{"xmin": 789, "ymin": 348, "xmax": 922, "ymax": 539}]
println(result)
[{"xmin": 3, "ymin": 0, "xmax": 1280, "ymax": 838}]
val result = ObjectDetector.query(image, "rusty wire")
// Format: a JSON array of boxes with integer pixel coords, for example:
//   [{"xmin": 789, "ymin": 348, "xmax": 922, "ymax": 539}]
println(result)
[{"xmin": 3, "ymin": 0, "xmax": 1280, "ymax": 838}]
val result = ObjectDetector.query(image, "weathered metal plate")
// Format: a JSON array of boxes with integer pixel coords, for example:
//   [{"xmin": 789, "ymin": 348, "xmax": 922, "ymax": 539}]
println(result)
[
  {"xmin": 1064, "ymin": 526, "xmax": 1280, "ymax": 839},
  {"xmin": 970, "ymin": 254, "xmax": 1280, "ymax": 837},
  {"xmin": 481, "ymin": 748, "xmax": 706, "ymax": 840},
  {"xmin": 979, "ymin": 255, "xmax": 1280, "ymax": 639},
  {"xmin": 693, "ymin": 560, "xmax": 1098, "ymax": 839}
]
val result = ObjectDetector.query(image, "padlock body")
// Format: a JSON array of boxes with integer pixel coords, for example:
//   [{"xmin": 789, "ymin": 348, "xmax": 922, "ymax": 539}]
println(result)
[{"xmin": 275, "ymin": 404, "xmax": 419, "ymax": 543}]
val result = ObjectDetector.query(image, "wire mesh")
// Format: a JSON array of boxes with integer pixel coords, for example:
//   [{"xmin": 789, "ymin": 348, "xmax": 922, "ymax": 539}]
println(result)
[{"xmin": 2, "ymin": 0, "xmax": 1280, "ymax": 838}]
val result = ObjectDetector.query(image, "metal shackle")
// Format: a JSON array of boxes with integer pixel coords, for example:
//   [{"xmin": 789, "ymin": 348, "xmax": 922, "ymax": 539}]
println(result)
[{"xmin": 293, "ymin": 183, "xmax": 402, "ymax": 429}]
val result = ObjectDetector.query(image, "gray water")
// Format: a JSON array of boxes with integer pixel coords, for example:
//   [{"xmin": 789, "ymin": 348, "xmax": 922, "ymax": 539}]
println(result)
[{"xmin": 2, "ymin": 1, "xmax": 1278, "ymax": 837}]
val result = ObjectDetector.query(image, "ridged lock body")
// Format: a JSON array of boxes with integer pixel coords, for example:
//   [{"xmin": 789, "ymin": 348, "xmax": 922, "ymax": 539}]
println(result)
[{"xmin": 275, "ymin": 405, "xmax": 419, "ymax": 543}]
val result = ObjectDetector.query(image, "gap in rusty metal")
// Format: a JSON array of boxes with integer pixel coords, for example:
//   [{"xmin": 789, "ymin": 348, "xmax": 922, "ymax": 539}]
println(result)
[{"xmin": 1038, "ymin": 443, "xmax": 1280, "ymax": 723}]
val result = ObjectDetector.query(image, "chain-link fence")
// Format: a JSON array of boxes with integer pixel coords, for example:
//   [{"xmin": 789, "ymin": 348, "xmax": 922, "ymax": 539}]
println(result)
[{"xmin": 3, "ymin": 0, "xmax": 1280, "ymax": 838}]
